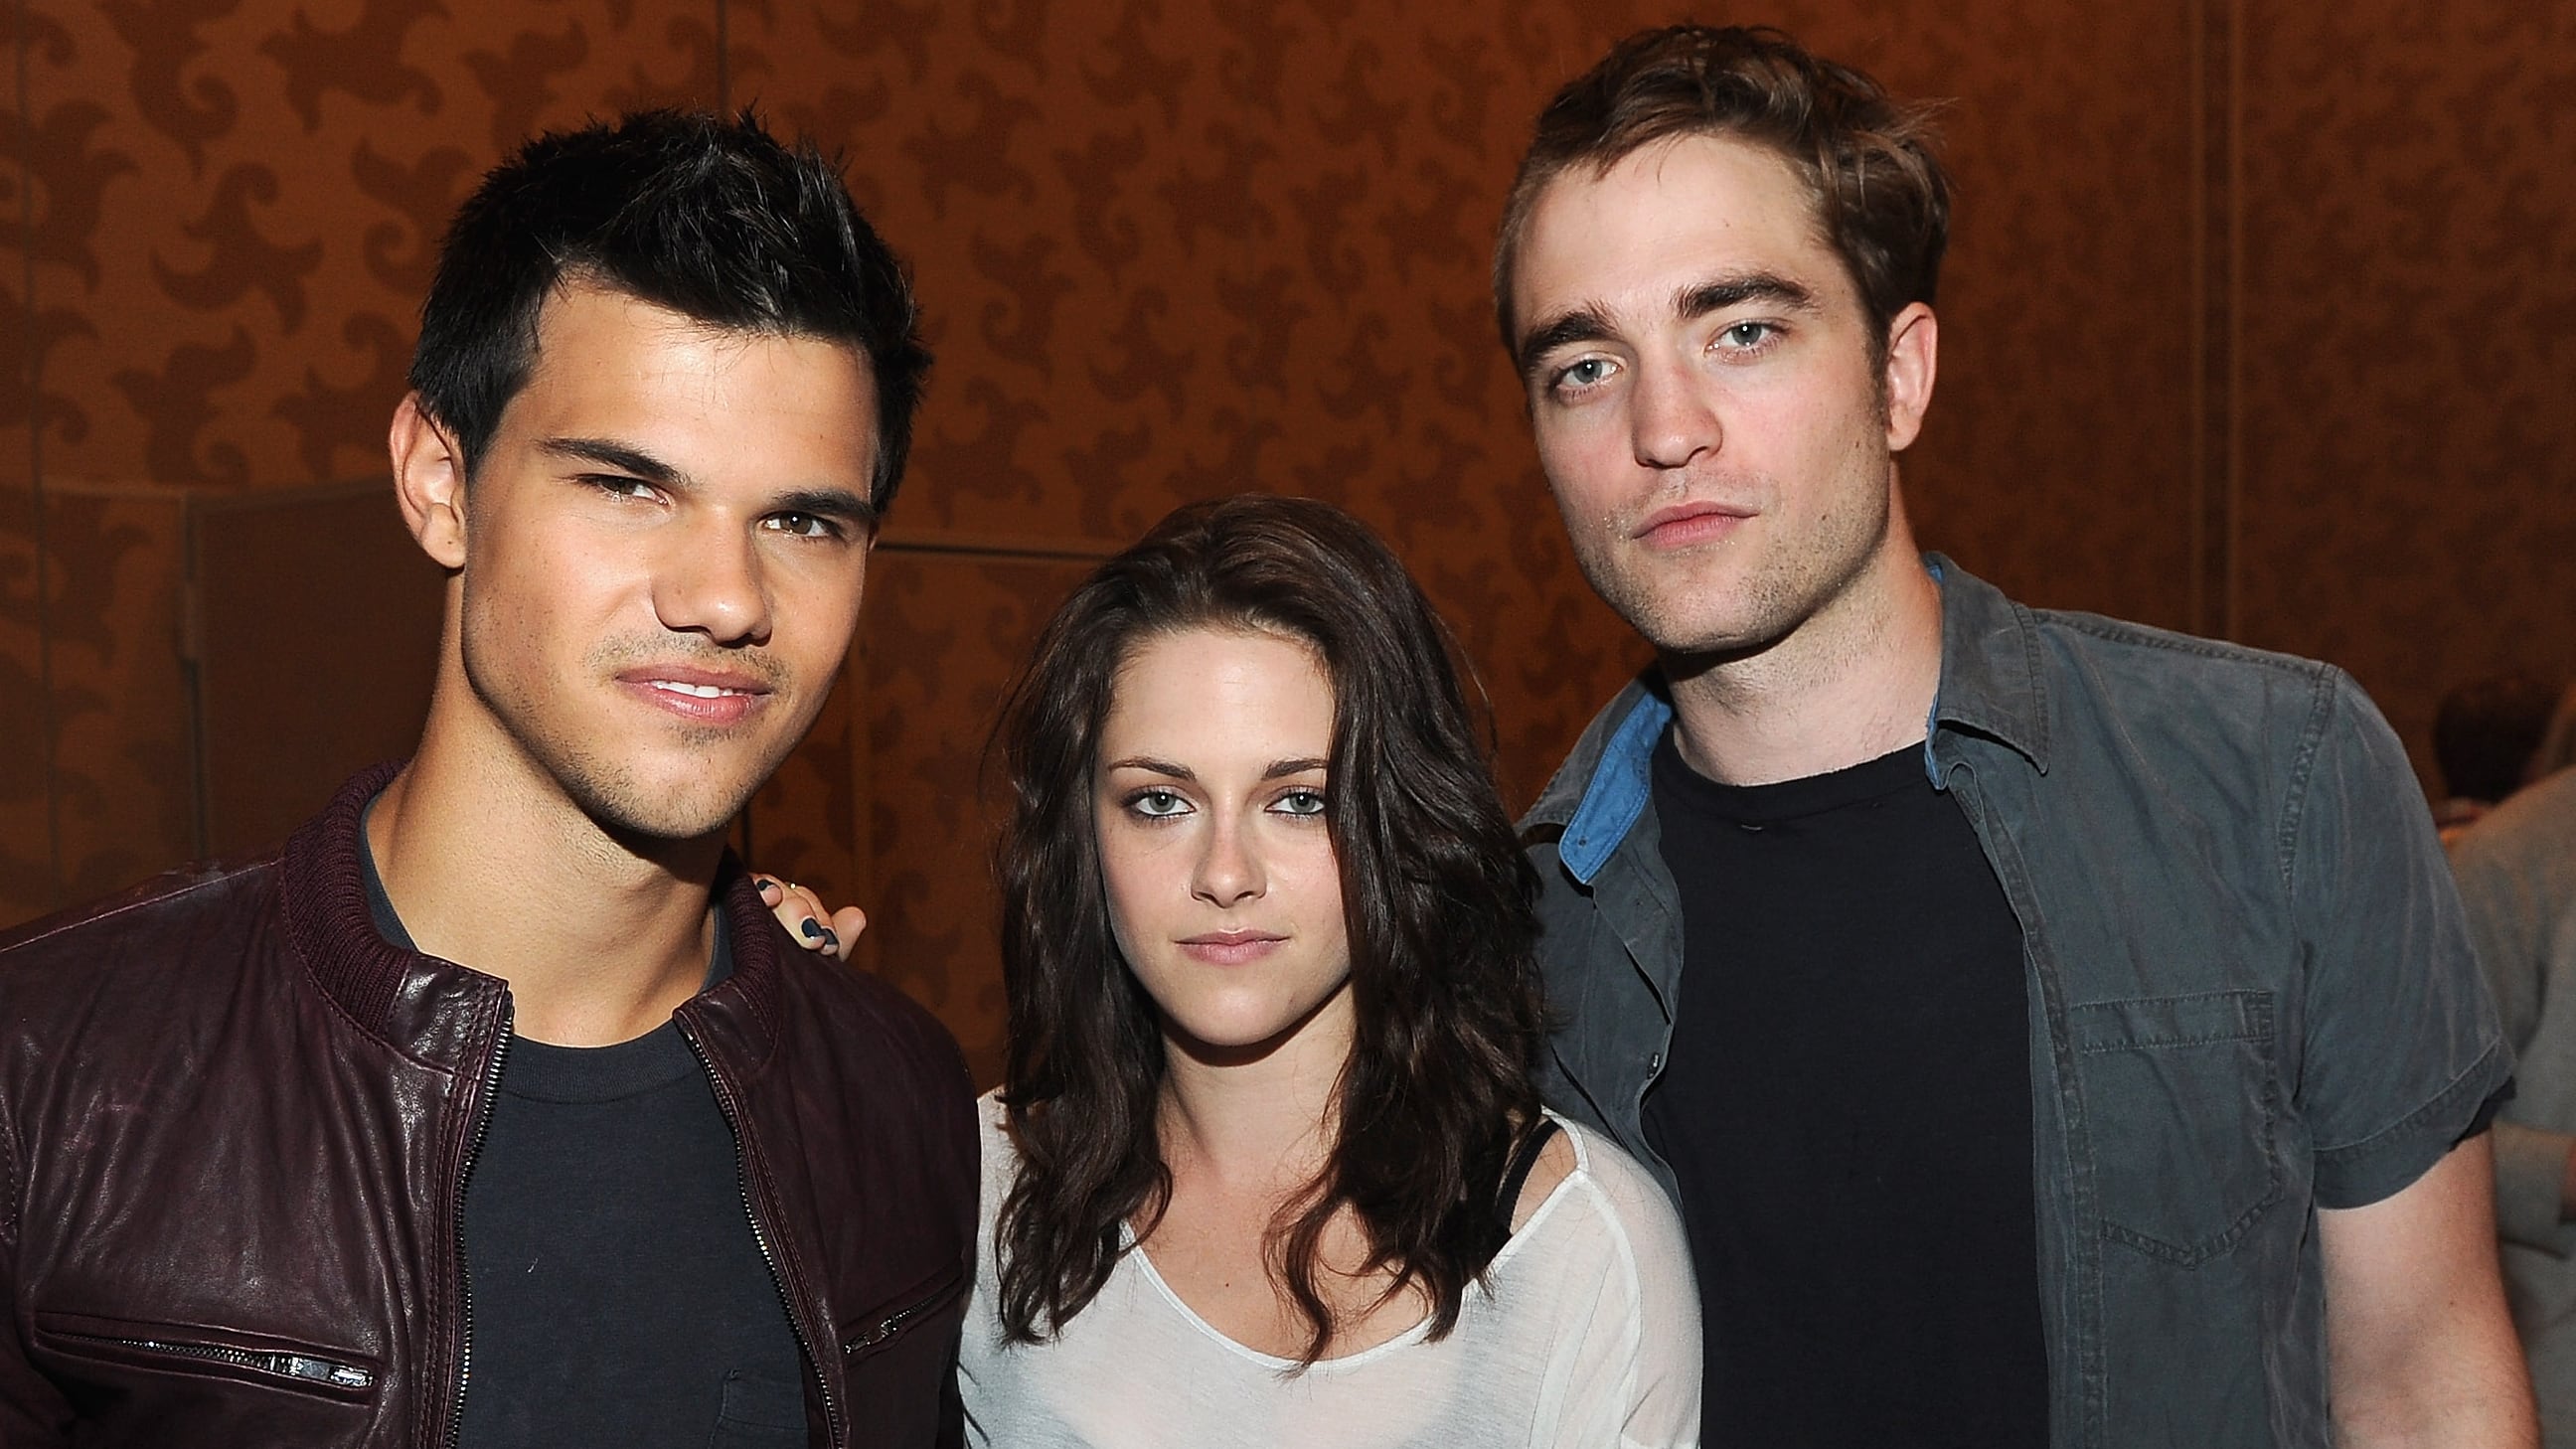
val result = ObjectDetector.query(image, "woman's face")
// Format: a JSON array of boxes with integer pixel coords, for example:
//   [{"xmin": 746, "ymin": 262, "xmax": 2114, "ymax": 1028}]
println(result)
[{"xmin": 1093, "ymin": 626, "xmax": 1353, "ymax": 1060}]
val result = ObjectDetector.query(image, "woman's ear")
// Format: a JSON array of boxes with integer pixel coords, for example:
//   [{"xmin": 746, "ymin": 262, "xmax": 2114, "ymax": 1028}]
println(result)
[{"xmin": 389, "ymin": 393, "xmax": 468, "ymax": 569}]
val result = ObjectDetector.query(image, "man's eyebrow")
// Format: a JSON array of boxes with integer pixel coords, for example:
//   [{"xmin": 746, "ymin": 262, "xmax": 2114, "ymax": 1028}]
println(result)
[
  {"xmin": 1515, "ymin": 304, "xmax": 1618, "ymax": 380},
  {"xmin": 541, "ymin": 436, "xmax": 692, "ymax": 487},
  {"xmin": 1677, "ymin": 272, "xmax": 1818, "ymax": 320},
  {"xmin": 542, "ymin": 437, "xmax": 877, "ymax": 526}
]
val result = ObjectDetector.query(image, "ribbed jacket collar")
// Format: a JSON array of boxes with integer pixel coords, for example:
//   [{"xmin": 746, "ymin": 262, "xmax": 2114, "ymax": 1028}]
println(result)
[{"xmin": 277, "ymin": 763, "xmax": 787, "ymax": 1071}]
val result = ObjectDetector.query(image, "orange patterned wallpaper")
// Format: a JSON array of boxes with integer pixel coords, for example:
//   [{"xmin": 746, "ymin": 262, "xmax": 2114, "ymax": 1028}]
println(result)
[
  {"xmin": 5, "ymin": 0, "xmax": 2570, "ymax": 1068},
  {"xmin": 2234, "ymin": 2, "xmax": 2576, "ymax": 786}
]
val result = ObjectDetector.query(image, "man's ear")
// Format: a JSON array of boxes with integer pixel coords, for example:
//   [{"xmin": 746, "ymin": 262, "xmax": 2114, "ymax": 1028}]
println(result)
[
  {"xmin": 390, "ymin": 393, "xmax": 468, "ymax": 569},
  {"xmin": 1881, "ymin": 302, "xmax": 1939, "ymax": 452}
]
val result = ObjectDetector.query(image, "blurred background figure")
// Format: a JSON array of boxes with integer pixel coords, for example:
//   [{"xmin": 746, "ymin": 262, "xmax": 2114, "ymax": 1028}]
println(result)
[
  {"xmin": 2436, "ymin": 673, "xmax": 2564, "ymax": 841},
  {"xmin": 2450, "ymin": 701, "xmax": 2576, "ymax": 1447},
  {"xmin": 2530, "ymin": 685, "xmax": 2576, "ymax": 791}
]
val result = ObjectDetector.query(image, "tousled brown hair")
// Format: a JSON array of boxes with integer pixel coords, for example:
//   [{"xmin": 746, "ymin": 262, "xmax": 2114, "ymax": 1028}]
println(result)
[{"xmin": 1495, "ymin": 25, "xmax": 1950, "ymax": 371}]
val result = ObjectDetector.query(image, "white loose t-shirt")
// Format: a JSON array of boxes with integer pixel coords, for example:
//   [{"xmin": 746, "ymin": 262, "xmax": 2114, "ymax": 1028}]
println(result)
[{"xmin": 958, "ymin": 1095, "xmax": 1700, "ymax": 1448}]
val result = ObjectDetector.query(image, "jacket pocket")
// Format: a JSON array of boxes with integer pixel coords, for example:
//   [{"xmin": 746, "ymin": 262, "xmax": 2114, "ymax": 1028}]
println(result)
[
  {"xmin": 831, "ymin": 1263, "xmax": 968, "ymax": 1447},
  {"xmin": 33, "ymin": 1310, "xmax": 381, "ymax": 1399},
  {"xmin": 839, "ymin": 1264, "xmax": 967, "ymax": 1364},
  {"xmin": 2069, "ymin": 991, "xmax": 2284, "ymax": 1266}
]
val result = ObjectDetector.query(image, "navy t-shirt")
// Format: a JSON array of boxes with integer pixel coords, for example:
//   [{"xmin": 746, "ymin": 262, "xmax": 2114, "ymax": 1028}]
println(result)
[
  {"xmin": 1642, "ymin": 734, "xmax": 2048, "ymax": 1447},
  {"xmin": 361, "ymin": 838, "xmax": 807, "ymax": 1446}
]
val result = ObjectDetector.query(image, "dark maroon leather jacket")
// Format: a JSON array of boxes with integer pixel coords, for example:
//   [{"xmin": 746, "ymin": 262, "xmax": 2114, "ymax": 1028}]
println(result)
[{"xmin": 0, "ymin": 768, "xmax": 978, "ymax": 1448}]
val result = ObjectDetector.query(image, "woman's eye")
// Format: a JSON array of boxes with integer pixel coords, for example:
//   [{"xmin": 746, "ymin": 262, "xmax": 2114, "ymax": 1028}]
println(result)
[
  {"xmin": 1272, "ymin": 788, "xmax": 1328, "ymax": 818},
  {"xmin": 1130, "ymin": 789, "xmax": 1190, "ymax": 819}
]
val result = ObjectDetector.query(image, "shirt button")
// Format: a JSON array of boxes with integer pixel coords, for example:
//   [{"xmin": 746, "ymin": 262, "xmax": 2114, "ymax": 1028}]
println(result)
[{"xmin": 1647, "ymin": 1051, "xmax": 1664, "ymax": 1073}]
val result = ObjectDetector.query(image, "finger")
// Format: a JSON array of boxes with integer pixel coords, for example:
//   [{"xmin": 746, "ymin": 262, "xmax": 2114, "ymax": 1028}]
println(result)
[
  {"xmin": 753, "ymin": 875, "xmax": 834, "ymax": 952},
  {"xmin": 827, "ymin": 904, "xmax": 867, "ymax": 961},
  {"xmin": 777, "ymin": 877, "xmax": 860, "ymax": 953}
]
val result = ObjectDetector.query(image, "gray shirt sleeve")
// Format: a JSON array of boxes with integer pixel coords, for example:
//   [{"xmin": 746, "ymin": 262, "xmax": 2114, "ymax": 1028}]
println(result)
[{"xmin": 2295, "ymin": 672, "xmax": 2512, "ymax": 1209}]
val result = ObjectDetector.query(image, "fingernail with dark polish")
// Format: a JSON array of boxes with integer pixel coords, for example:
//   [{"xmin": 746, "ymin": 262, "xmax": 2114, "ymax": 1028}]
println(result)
[
  {"xmin": 800, "ymin": 919, "xmax": 825, "ymax": 940},
  {"xmin": 822, "ymin": 929, "xmax": 841, "ymax": 952}
]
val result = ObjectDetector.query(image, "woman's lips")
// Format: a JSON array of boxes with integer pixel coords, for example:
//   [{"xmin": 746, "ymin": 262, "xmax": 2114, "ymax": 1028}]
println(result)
[{"xmin": 1178, "ymin": 930, "xmax": 1288, "ymax": 965}]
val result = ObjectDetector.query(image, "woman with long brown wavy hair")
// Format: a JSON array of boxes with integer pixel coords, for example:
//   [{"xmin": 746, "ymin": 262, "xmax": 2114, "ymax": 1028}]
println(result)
[{"xmin": 958, "ymin": 494, "xmax": 1696, "ymax": 1446}]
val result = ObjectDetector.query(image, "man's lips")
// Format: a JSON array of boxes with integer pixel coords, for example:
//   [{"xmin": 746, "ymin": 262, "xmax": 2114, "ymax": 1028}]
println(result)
[
  {"xmin": 616, "ymin": 664, "xmax": 775, "ymax": 724},
  {"xmin": 1178, "ymin": 929, "xmax": 1288, "ymax": 965},
  {"xmin": 1634, "ymin": 500, "xmax": 1754, "ymax": 548}
]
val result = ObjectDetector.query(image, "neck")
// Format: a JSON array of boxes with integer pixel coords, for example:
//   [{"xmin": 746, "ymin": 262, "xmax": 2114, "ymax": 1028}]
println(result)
[
  {"xmin": 369, "ymin": 704, "xmax": 725, "ymax": 1048},
  {"xmin": 1662, "ymin": 530, "xmax": 1946, "ymax": 787},
  {"xmin": 1155, "ymin": 992, "xmax": 1353, "ymax": 1197}
]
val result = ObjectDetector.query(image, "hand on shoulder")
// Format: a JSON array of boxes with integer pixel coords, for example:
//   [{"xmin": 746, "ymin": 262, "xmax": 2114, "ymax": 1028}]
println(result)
[{"xmin": 752, "ymin": 874, "xmax": 866, "ymax": 961}]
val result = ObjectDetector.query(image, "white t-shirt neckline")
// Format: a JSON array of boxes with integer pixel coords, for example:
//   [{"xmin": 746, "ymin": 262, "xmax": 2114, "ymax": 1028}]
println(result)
[{"xmin": 1116, "ymin": 1110, "xmax": 1589, "ymax": 1373}]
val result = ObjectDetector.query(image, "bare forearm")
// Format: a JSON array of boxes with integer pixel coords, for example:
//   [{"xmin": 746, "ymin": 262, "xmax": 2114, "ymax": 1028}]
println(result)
[
  {"xmin": 2326, "ymin": 1138, "xmax": 2537, "ymax": 1447},
  {"xmin": 2333, "ymin": 1366, "xmax": 2535, "ymax": 1449}
]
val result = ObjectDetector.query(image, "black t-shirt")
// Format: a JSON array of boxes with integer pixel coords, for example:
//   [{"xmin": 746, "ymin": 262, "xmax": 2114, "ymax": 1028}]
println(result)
[
  {"xmin": 1642, "ymin": 732, "xmax": 2048, "ymax": 1448},
  {"xmin": 361, "ymin": 839, "xmax": 807, "ymax": 1447}
]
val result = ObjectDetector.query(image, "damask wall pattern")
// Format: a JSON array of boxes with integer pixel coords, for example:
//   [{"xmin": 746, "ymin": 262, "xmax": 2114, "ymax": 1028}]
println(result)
[
  {"xmin": 2235, "ymin": 1, "xmax": 2576, "ymax": 780},
  {"xmin": 4, "ymin": 0, "xmax": 2570, "ymax": 1065}
]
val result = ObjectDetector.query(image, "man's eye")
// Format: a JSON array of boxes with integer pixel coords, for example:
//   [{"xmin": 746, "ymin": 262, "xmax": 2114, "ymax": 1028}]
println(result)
[
  {"xmin": 1272, "ymin": 788, "xmax": 1327, "ymax": 818},
  {"xmin": 1716, "ymin": 321, "xmax": 1776, "ymax": 350},
  {"xmin": 1129, "ymin": 789, "xmax": 1190, "ymax": 819},
  {"xmin": 766, "ymin": 512, "xmax": 840, "ymax": 540},
  {"xmin": 585, "ymin": 474, "xmax": 655, "ymax": 499},
  {"xmin": 1553, "ymin": 357, "xmax": 1616, "ymax": 391}
]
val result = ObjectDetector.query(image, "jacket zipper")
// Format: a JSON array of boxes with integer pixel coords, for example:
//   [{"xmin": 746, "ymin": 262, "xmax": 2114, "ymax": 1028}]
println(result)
[
  {"xmin": 67, "ymin": 1333, "xmax": 375, "ymax": 1389},
  {"xmin": 842, "ymin": 1273, "xmax": 964, "ymax": 1357},
  {"xmin": 444, "ymin": 1003, "xmax": 512, "ymax": 1449},
  {"xmin": 679, "ymin": 1024, "xmax": 845, "ymax": 1448}
]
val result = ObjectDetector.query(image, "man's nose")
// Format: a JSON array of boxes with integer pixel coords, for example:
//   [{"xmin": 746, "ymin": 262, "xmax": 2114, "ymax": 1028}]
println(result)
[
  {"xmin": 1629, "ymin": 355, "xmax": 1721, "ymax": 471},
  {"xmin": 653, "ymin": 521, "xmax": 772, "ymax": 646}
]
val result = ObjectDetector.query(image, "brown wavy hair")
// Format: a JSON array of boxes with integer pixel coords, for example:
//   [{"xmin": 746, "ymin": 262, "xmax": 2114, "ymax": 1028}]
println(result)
[
  {"xmin": 990, "ymin": 494, "xmax": 1550, "ymax": 1365},
  {"xmin": 1494, "ymin": 24, "xmax": 1950, "ymax": 373}
]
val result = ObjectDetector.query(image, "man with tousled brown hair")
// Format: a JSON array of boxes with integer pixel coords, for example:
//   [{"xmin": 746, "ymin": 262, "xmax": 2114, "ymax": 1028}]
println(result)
[{"xmin": 1506, "ymin": 25, "xmax": 2528, "ymax": 1447}]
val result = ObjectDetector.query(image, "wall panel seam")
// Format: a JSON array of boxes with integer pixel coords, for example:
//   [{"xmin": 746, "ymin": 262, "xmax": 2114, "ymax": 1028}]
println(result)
[
  {"xmin": 2189, "ymin": 0, "xmax": 2243, "ymax": 643},
  {"xmin": 12, "ymin": 0, "xmax": 62, "ymax": 905}
]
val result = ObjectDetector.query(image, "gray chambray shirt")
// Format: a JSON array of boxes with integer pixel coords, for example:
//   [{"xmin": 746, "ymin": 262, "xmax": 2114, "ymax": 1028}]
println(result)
[{"xmin": 1524, "ymin": 556, "xmax": 2512, "ymax": 1449}]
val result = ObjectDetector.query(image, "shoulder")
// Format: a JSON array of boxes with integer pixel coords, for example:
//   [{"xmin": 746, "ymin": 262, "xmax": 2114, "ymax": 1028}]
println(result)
[
  {"xmin": 2012, "ymin": 604, "xmax": 2403, "ymax": 809},
  {"xmin": 1937, "ymin": 562, "xmax": 2378, "ymax": 812},
  {"xmin": 758, "ymin": 917, "xmax": 968, "ymax": 1089},
  {"xmin": 0, "ymin": 855, "xmax": 285, "ymax": 1006},
  {"xmin": 2025, "ymin": 603, "xmax": 2343, "ymax": 720},
  {"xmin": 975, "ymin": 1089, "xmax": 1021, "ymax": 1207},
  {"xmin": 1509, "ymin": 1116, "xmax": 1688, "ymax": 1270},
  {"xmin": 1507, "ymin": 1123, "xmax": 1580, "ymax": 1230},
  {"xmin": 2451, "ymin": 768, "xmax": 2576, "ymax": 873},
  {"xmin": 1492, "ymin": 1117, "xmax": 1700, "ymax": 1397},
  {"xmin": 741, "ymin": 899, "xmax": 977, "ymax": 1145}
]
